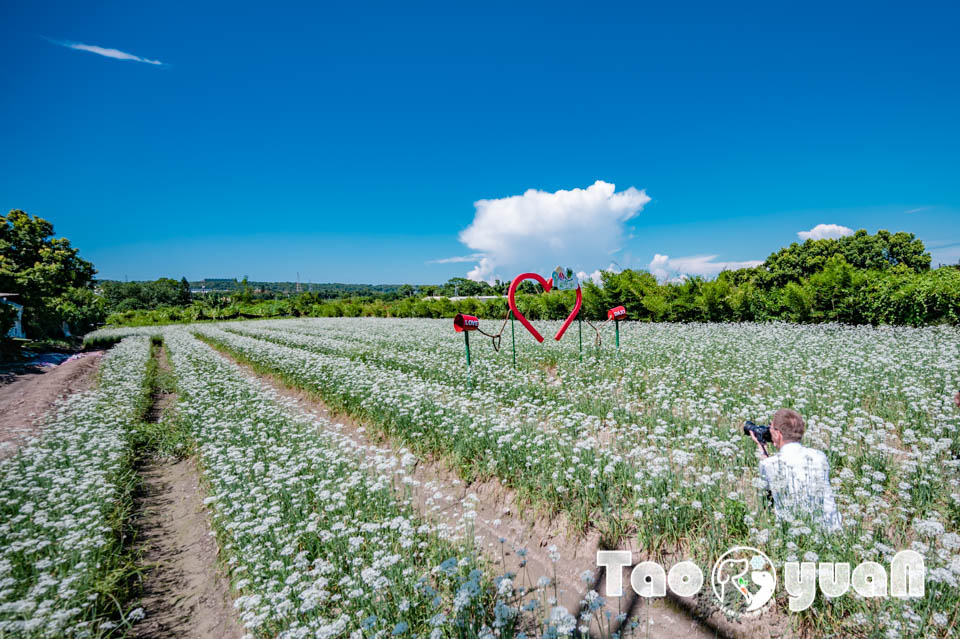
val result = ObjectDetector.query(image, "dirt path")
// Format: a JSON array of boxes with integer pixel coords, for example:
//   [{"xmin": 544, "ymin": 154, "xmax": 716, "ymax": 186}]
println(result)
[
  {"xmin": 0, "ymin": 353, "xmax": 103, "ymax": 460},
  {"xmin": 132, "ymin": 458, "xmax": 244, "ymax": 639},
  {"xmin": 218, "ymin": 350, "xmax": 718, "ymax": 639},
  {"xmin": 132, "ymin": 345, "xmax": 244, "ymax": 639}
]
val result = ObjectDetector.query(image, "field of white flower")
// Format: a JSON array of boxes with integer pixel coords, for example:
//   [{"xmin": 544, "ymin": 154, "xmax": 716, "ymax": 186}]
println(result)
[
  {"xmin": 4, "ymin": 326, "xmax": 623, "ymax": 638},
  {"xmin": 161, "ymin": 329, "xmax": 529, "ymax": 638},
  {"xmin": 168, "ymin": 317, "xmax": 958, "ymax": 638},
  {"xmin": 0, "ymin": 337, "xmax": 151, "ymax": 638},
  {"xmin": 72, "ymin": 318, "xmax": 960, "ymax": 637}
]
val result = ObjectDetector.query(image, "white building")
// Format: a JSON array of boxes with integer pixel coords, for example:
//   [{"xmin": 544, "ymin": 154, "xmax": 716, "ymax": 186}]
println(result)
[{"xmin": 0, "ymin": 293, "xmax": 25, "ymax": 339}]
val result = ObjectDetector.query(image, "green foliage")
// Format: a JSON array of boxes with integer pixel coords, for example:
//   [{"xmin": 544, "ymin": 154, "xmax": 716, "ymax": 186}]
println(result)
[
  {"xmin": 100, "ymin": 230, "xmax": 958, "ymax": 330},
  {"xmin": 53, "ymin": 286, "xmax": 105, "ymax": 333},
  {"xmin": 101, "ymin": 277, "xmax": 191, "ymax": 312},
  {"xmin": 761, "ymin": 229, "xmax": 930, "ymax": 288},
  {"xmin": 0, "ymin": 209, "xmax": 100, "ymax": 338},
  {"xmin": 104, "ymin": 265, "xmax": 960, "ymax": 329},
  {"xmin": 130, "ymin": 336, "xmax": 193, "ymax": 458}
]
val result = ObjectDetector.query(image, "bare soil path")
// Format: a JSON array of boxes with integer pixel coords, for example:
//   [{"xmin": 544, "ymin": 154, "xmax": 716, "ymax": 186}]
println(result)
[
  {"xmin": 0, "ymin": 353, "xmax": 103, "ymax": 460},
  {"xmin": 216, "ymin": 348, "xmax": 718, "ymax": 639},
  {"xmin": 132, "ymin": 345, "xmax": 244, "ymax": 639},
  {"xmin": 132, "ymin": 458, "xmax": 244, "ymax": 639}
]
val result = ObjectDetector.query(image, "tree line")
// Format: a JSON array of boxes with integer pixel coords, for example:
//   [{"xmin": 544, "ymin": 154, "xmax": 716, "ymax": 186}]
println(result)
[
  {"xmin": 3, "ymin": 208, "xmax": 958, "ymax": 355},
  {"xmin": 107, "ymin": 229, "xmax": 959, "ymax": 328}
]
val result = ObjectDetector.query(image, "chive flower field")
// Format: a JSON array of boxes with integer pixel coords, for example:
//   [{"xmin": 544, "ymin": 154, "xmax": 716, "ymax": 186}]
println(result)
[
  {"xmin": 0, "ymin": 337, "xmax": 151, "ymax": 637},
  {"xmin": 3, "ymin": 318, "xmax": 958, "ymax": 637}
]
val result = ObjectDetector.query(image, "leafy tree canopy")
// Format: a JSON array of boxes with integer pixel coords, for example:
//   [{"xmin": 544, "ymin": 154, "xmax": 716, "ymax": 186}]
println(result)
[
  {"xmin": 758, "ymin": 229, "xmax": 930, "ymax": 288},
  {"xmin": 0, "ymin": 210, "xmax": 98, "ymax": 338},
  {"xmin": 100, "ymin": 278, "xmax": 193, "ymax": 312}
]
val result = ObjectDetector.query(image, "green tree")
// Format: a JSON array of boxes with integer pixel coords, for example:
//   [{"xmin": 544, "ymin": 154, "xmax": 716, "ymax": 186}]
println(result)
[
  {"xmin": 441, "ymin": 277, "xmax": 493, "ymax": 297},
  {"xmin": 238, "ymin": 276, "xmax": 253, "ymax": 304},
  {"xmin": 840, "ymin": 229, "xmax": 930, "ymax": 272},
  {"xmin": 0, "ymin": 210, "xmax": 99, "ymax": 337},
  {"xmin": 178, "ymin": 277, "xmax": 192, "ymax": 306},
  {"xmin": 806, "ymin": 255, "xmax": 864, "ymax": 323},
  {"xmin": 697, "ymin": 276, "xmax": 733, "ymax": 322},
  {"xmin": 761, "ymin": 229, "xmax": 930, "ymax": 288},
  {"xmin": 779, "ymin": 281, "xmax": 815, "ymax": 322},
  {"xmin": 144, "ymin": 278, "xmax": 183, "ymax": 307},
  {"xmin": 53, "ymin": 287, "xmax": 104, "ymax": 334},
  {"xmin": 599, "ymin": 269, "xmax": 661, "ymax": 320}
]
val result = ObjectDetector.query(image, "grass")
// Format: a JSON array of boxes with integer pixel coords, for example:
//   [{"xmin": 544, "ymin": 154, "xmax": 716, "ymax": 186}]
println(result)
[{"xmin": 128, "ymin": 336, "xmax": 192, "ymax": 459}]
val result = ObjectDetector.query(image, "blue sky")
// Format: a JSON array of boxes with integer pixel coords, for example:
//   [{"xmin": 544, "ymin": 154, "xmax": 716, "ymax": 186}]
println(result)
[{"xmin": 2, "ymin": 1, "xmax": 958, "ymax": 283}]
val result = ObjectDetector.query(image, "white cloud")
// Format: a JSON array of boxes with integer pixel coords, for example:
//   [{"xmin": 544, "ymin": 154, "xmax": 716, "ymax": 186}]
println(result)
[
  {"xmin": 51, "ymin": 40, "xmax": 164, "ymax": 66},
  {"xmin": 427, "ymin": 254, "xmax": 484, "ymax": 264},
  {"xmin": 577, "ymin": 263, "xmax": 620, "ymax": 287},
  {"xmin": 905, "ymin": 207, "xmax": 930, "ymax": 214},
  {"xmin": 797, "ymin": 223, "xmax": 853, "ymax": 241},
  {"xmin": 458, "ymin": 180, "xmax": 650, "ymax": 283},
  {"xmin": 648, "ymin": 254, "xmax": 762, "ymax": 283}
]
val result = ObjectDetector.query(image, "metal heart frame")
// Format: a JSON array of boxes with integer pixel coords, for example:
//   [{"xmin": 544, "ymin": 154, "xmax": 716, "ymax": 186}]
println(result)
[{"xmin": 507, "ymin": 272, "xmax": 582, "ymax": 343}]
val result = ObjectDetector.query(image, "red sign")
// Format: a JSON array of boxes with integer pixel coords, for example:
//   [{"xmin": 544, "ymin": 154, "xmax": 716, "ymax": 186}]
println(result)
[
  {"xmin": 607, "ymin": 306, "xmax": 626, "ymax": 320},
  {"xmin": 453, "ymin": 314, "xmax": 480, "ymax": 332}
]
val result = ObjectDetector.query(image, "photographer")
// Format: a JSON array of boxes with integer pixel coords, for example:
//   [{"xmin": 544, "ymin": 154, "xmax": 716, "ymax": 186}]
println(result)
[{"xmin": 749, "ymin": 409, "xmax": 842, "ymax": 533}]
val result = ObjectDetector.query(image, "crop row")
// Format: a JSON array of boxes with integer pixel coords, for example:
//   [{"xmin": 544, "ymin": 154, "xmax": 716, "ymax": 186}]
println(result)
[
  {"xmin": 0, "ymin": 337, "xmax": 152, "ymax": 638},
  {"xmin": 162, "ymin": 328, "xmax": 604, "ymax": 638},
  {"xmin": 196, "ymin": 323, "xmax": 628, "ymax": 533},
  {"xmin": 178, "ymin": 318, "xmax": 960, "ymax": 637}
]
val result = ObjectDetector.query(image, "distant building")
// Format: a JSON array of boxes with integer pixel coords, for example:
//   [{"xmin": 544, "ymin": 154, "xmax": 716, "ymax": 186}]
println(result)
[{"xmin": 0, "ymin": 293, "xmax": 25, "ymax": 339}]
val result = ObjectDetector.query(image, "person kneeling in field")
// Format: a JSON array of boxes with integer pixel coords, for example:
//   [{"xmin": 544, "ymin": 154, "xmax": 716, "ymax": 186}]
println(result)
[{"xmin": 749, "ymin": 409, "xmax": 843, "ymax": 533}]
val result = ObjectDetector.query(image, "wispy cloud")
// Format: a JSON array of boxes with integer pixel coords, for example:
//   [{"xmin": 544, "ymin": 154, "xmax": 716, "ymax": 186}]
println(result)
[
  {"xmin": 49, "ymin": 39, "xmax": 164, "ymax": 66},
  {"xmin": 905, "ymin": 206, "xmax": 930, "ymax": 214},
  {"xmin": 797, "ymin": 223, "xmax": 854, "ymax": 241},
  {"xmin": 427, "ymin": 254, "xmax": 484, "ymax": 264}
]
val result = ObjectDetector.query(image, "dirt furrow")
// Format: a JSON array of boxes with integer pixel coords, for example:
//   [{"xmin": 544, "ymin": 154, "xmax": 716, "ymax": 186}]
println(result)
[
  {"xmin": 132, "ymin": 344, "xmax": 244, "ymax": 639},
  {"xmin": 132, "ymin": 458, "xmax": 243, "ymax": 639}
]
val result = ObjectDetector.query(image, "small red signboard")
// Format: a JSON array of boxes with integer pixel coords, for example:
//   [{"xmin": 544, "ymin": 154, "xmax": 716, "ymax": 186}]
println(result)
[
  {"xmin": 453, "ymin": 314, "xmax": 480, "ymax": 332},
  {"xmin": 607, "ymin": 306, "xmax": 626, "ymax": 320}
]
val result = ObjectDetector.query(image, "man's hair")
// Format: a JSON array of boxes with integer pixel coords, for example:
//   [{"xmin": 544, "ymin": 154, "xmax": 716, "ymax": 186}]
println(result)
[{"xmin": 771, "ymin": 409, "xmax": 805, "ymax": 443}]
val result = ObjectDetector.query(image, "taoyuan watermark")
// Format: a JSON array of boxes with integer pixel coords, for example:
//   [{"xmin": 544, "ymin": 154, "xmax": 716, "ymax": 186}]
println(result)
[{"xmin": 597, "ymin": 546, "xmax": 925, "ymax": 616}]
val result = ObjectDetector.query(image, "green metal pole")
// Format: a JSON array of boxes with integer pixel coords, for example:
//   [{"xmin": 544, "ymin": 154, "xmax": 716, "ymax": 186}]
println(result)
[
  {"xmin": 615, "ymin": 319, "xmax": 620, "ymax": 354},
  {"xmin": 578, "ymin": 315, "xmax": 583, "ymax": 363},
  {"xmin": 464, "ymin": 330, "xmax": 472, "ymax": 387},
  {"xmin": 511, "ymin": 315, "xmax": 516, "ymax": 370}
]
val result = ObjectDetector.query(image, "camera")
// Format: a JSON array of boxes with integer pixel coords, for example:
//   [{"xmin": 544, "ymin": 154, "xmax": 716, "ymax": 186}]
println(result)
[{"xmin": 743, "ymin": 420, "xmax": 772, "ymax": 443}]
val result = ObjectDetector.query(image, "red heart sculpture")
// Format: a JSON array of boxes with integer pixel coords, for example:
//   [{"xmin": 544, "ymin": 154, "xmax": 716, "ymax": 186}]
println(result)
[{"xmin": 507, "ymin": 272, "xmax": 583, "ymax": 343}]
